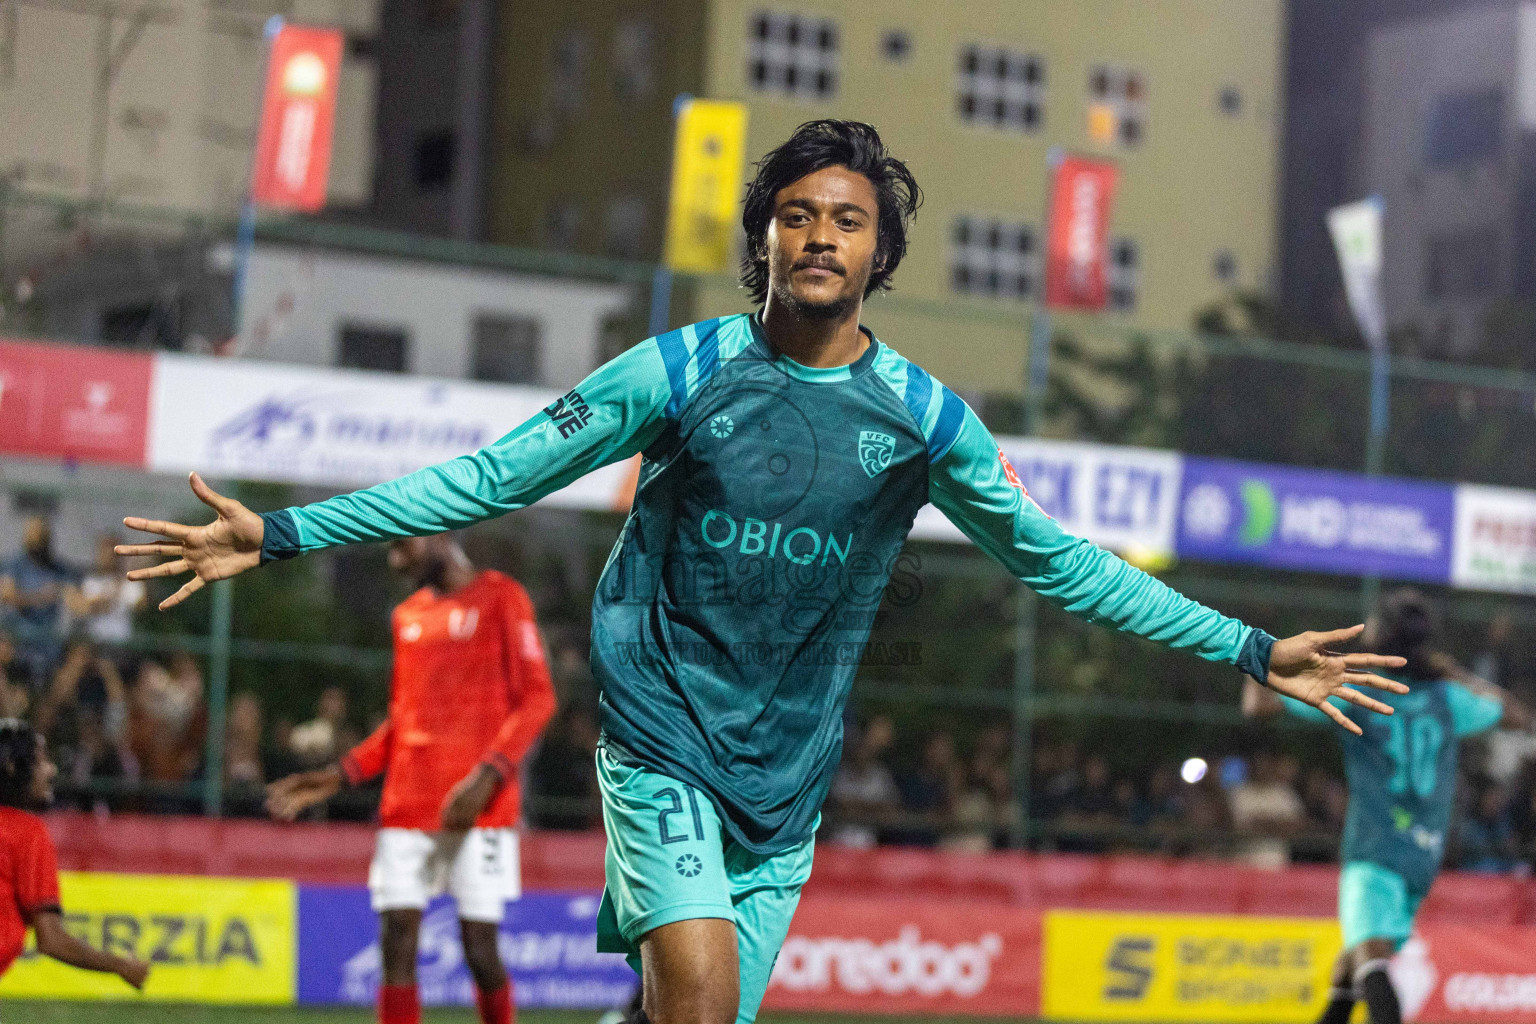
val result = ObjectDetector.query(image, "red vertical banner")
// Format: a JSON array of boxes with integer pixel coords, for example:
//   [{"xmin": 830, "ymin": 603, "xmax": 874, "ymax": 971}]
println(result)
[
  {"xmin": 250, "ymin": 25, "xmax": 344, "ymax": 212},
  {"xmin": 1043, "ymin": 156, "xmax": 1119, "ymax": 310}
]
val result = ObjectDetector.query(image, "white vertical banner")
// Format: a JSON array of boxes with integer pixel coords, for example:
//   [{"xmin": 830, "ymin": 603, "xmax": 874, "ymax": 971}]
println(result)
[{"xmin": 1327, "ymin": 196, "xmax": 1387, "ymax": 351}]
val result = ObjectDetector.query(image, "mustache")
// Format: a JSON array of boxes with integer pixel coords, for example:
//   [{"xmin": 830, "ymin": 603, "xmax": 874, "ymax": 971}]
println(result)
[{"xmin": 792, "ymin": 254, "xmax": 845, "ymax": 274}]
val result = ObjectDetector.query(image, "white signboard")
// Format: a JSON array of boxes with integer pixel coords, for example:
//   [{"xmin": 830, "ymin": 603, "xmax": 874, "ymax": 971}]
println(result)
[
  {"xmin": 911, "ymin": 437, "xmax": 1182, "ymax": 561},
  {"xmin": 147, "ymin": 354, "xmax": 636, "ymax": 509},
  {"xmin": 1452, "ymin": 484, "xmax": 1536, "ymax": 595}
]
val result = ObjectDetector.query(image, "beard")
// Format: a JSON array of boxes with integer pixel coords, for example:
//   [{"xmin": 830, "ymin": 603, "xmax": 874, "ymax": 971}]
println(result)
[{"xmin": 769, "ymin": 266, "xmax": 869, "ymax": 322}]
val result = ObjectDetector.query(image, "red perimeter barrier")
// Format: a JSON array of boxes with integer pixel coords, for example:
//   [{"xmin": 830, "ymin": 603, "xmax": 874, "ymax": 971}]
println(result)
[{"xmin": 44, "ymin": 812, "xmax": 1536, "ymax": 926}]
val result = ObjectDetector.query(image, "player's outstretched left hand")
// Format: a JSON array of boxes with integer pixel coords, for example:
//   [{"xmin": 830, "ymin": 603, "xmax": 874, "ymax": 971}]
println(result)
[
  {"xmin": 1266, "ymin": 625, "xmax": 1408, "ymax": 735},
  {"xmin": 117, "ymin": 472, "xmax": 265, "ymax": 610}
]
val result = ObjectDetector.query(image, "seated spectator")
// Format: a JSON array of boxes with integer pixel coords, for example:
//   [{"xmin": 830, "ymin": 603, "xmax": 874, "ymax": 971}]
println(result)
[
  {"xmin": 893, "ymin": 730, "xmax": 962, "ymax": 846},
  {"xmin": 67, "ymin": 535, "xmax": 147, "ymax": 651},
  {"xmin": 1112, "ymin": 777, "xmax": 1151, "ymax": 830},
  {"xmin": 1228, "ymin": 752, "xmax": 1305, "ymax": 868},
  {"xmin": 221, "ymin": 693, "xmax": 267, "ymax": 816},
  {"xmin": 828, "ymin": 714, "xmax": 899, "ymax": 848},
  {"xmin": 1299, "ymin": 766, "xmax": 1347, "ymax": 830},
  {"xmin": 287, "ymin": 685, "xmax": 357, "ymax": 769},
  {"xmin": 0, "ymin": 516, "xmax": 73, "ymax": 687},
  {"xmin": 1456, "ymin": 782, "xmax": 1519, "ymax": 873},
  {"xmin": 1034, "ymin": 741, "xmax": 1082, "ymax": 822},
  {"xmin": 1057, "ymin": 754, "xmax": 1117, "ymax": 852},
  {"xmin": 129, "ymin": 654, "xmax": 207, "ymax": 790},
  {"xmin": 31, "ymin": 639, "xmax": 138, "ymax": 805},
  {"xmin": 529, "ymin": 705, "xmax": 602, "ymax": 829}
]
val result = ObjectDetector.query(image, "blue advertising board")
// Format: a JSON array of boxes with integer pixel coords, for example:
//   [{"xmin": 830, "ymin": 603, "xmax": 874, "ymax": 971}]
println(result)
[
  {"xmin": 1176, "ymin": 457, "xmax": 1456, "ymax": 583},
  {"xmin": 297, "ymin": 887, "xmax": 636, "ymax": 1008}
]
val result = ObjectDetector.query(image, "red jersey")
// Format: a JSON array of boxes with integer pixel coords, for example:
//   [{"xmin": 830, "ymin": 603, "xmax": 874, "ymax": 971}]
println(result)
[
  {"xmin": 342, "ymin": 570, "xmax": 556, "ymax": 830},
  {"xmin": 0, "ymin": 806, "xmax": 61, "ymax": 976}
]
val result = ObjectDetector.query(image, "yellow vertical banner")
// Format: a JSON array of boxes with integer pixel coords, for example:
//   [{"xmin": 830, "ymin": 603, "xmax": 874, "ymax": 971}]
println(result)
[{"xmin": 664, "ymin": 99, "xmax": 749, "ymax": 274}]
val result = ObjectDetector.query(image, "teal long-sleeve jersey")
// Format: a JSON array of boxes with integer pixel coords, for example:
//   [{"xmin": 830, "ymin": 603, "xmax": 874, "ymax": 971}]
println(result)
[{"xmin": 261, "ymin": 314, "xmax": 1274, "ymax": 852}]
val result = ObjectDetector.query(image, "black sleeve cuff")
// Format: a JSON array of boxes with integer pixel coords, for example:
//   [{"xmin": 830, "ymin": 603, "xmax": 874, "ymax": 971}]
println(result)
[
  {"xmin": 259, "ymin": 509, "xmax": 301, "ymax": 564},
  {"xmin": 1236, "ymin": 628, "xmax": 1276, "ymax": 683}
]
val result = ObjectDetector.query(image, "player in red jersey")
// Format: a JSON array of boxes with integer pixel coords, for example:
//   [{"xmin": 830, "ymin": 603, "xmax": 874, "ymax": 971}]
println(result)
[
  {"xmin": 0, "ymin": 719, "xmax": 149, "ymax": 990},
  {"xmin": 266, "ymin": 535, "xmax": 556, "ymax": 1024}
]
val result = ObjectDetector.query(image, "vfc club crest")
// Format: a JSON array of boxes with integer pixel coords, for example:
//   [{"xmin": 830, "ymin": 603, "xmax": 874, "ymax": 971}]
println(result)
[{"xmin": 859, "ymin": 430, "xmax": 895, "ymax": 478}]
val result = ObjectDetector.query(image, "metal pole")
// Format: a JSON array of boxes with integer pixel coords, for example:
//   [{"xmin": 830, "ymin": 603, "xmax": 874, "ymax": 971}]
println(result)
[
  {"xmin": 1010, "ymin": 588, "xmax": 1037, "ymax": 848},
  {"xmin": 202, "ymin": 577, "xmax": 233, "ymax": 816},
  {"xmin": 1024, "ymin": 307, "xmax": 1051, "ymax": 435},
  {"xmin": 1360, "ymin": 346, "xmax": 1390, "ymax": 618},
  {"xmin": 648, "ymin": 265, "xmax": 673, "ymax": 338}
]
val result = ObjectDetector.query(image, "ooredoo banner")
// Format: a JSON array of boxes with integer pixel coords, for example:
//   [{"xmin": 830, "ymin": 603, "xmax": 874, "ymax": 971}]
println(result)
[
  {"xmin": 1044, "ymin": 156, "xmax": 1119, "ymax": 310},
  {"xmin": 251, "ymin": 25, "xmax": 344, "ymax": 212},
  {"xmin": 1394, "ymin": 925, "xmax": 1536, "ymax": 1022},
  {"xmin": 0, "ymin": 339, "xmax": 152, "ymax": 466},
  {"xmin": 763, "ymin": 898, "xmax": 1041, "ymax": 1017},
  {"xmin": 296, "ymin": 887, "xmax": 635, "ymax": 1008}
]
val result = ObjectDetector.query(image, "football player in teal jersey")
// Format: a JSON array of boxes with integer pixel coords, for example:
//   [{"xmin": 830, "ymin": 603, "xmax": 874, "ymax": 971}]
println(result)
[
  {"xmin": 120, "ymin": 120, "xmax": 1408, "ymax": 1024},
  {"xmin": 1244, "ymin": 588, "xmax": 1530, "ymax": 1024}
]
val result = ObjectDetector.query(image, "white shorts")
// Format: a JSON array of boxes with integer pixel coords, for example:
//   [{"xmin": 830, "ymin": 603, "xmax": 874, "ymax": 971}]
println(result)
[{"xmin": 368, "ymin": 827, "xmax": 522, "ymax": 923}]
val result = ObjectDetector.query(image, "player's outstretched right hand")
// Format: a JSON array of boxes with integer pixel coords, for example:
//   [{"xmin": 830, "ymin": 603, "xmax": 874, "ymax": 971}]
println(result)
[{"xmin": 116, "ymin": 472, "xmax": 265, "ymax": 610}]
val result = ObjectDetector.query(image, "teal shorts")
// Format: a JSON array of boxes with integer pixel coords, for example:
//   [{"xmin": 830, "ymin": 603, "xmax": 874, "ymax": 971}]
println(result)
[
  {"xmin": 1339, "ymin": 861, "xmax": 1427, "ymax": 950},
  {"xmin": 594, "ymin": 743, "xmax": 815, "ymax": 1024}
]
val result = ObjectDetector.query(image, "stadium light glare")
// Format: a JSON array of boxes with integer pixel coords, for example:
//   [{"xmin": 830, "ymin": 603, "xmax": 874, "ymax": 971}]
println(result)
[{"xmin": 1180, "ymin": 757, "xmax": 1208, "ymax": 784}]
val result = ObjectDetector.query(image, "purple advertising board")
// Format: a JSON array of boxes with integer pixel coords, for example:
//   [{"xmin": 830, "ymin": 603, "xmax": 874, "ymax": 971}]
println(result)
[
  {"xmin": 297, "ymin": 887, "xmax": 637, "ymax": 1008},
  {"xmin": 1176, "ymin": 457, "xmax": 1456, "ymax": 583}
]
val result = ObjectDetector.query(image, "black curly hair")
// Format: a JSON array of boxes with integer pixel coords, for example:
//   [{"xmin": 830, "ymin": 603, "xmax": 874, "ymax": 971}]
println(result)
[
  {"xmin": 1373, "ymin": 588, "xmax": 1441, "ymax": 681},
  {"xmin": 739, "ymin": 119, "xmax": 922, "ymax": 306},
  {"xmin": 0, "ymin": 718, "xmax": 39, "ymax": 808}
]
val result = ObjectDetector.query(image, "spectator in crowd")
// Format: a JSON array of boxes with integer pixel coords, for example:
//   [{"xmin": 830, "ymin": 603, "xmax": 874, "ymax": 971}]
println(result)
[
  {"xmin": 529, "ymin": 704, "xmax": 602, "ymax": 830},
  {"xmin": 829, "ymin": 714, "xmax": 899, "ymax": 848},
  {"xmin": 0, "ymin": 631, "xmax": 28, "ymax": 719},
  {"xmin": 1472, "ymin": 612, "xmax": 1516, "ymax": 688},
  {"xmin": 0, "ymin": 516, "xmax": 73, "ymax": 687},
  {"xmin": 221, "ymin": 692, "xmax": 267, "ymax": 816},
  {"xmin": 31, "ymin": 640, "xmax": 137, "ymax": 804},
  {"xmin": 1033, "ymin": 740, "xmax": 1082, "ymax": 821},
  {"xmin": 1058, "ymin": 754, "xmax": 1118, "ymax": 852},
  {"xmin": 1299, "ymin": 765, "xmax": 1348, "ymax": 831},
  {"xmin": 67, "ymin": 535, "xmax": 146, "ymax": 651},
  {"xmin": 129, "ymin": 654, "xmax": 207, "ymax": 791},
  {"xmin": 287, "ymin": 685, "xmax": 356, "ymax": 769},
  {"xmin": 1228, "ymin": 752, "xmax": 1305, "ymax": 868},
  {"xmin": 1455, "ymin": 781, "xmax": 1519, "ymax": 873},
  {"xmin": 893, "ymin": 730, "xmax": 962, "ymax": 846}
]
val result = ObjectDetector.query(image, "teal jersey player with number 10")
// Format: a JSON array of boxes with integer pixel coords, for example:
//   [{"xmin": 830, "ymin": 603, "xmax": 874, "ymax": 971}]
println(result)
[
  {"xmin": 120, "ymin": 120, "xmax": 1408, "ymax": 1024},
  {"xmin": 1245, "ymin": 588, "xmax": 1532, "ymax": 1024}
]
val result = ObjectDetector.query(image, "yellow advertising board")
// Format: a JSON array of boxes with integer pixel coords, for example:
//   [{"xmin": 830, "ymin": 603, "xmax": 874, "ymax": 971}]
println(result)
[
  {"xmin": 1043, "ymin": 909, "xmax": 1343, "ymax": 1023},
  {"xmin": 664, "ymin": 99, "xmax": 749, "ymax": 274},
  {"xmin": 0, "ymin": 871, "xmax": 296, "ymax": 1004}
]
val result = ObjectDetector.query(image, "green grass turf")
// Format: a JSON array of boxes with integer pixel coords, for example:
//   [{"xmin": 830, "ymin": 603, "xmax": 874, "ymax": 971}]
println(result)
[{"xmin": 0, "ymin": 1007, "xmax": 1032, "ymax": 1024}]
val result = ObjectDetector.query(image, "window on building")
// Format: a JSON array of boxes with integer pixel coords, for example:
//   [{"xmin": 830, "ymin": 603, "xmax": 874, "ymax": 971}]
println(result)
[
  {"xmin": 613, "ymin": 18, "xmax": 657, "ymax": 99},
  {"xmin": 957, "ymin": 44, "xmax": 1044, "ymax": 132},
  {"xmin": 1425, "ymin": 89, "xmax": 1504, "ymax": 167},
  {"xmin": 414, "ymin": 130, "xmax": 454, "ymax": 191},
  {"xmin": 1108, "ymin": 238, "xmax": 1139, "ymax": 311},
  {"xmin": 1087, "ymin": 65, "xmax": 1147, "ymax": 148},
  {"xmin": 604, "ymin": 196, "xmax": 649, "ymax": 259},
  {"xmin": 1218, "ymin": 85, "xmax": 1242, "ymax": 116},
  {"xmin": 551, "ymin": 29, "xmax": 592, "ymax": 113},
  {"xmin": 472, "ymin": 314, "xmax": 542, "ymax": 385},
  {"xmin": 338, "ymin": 323, "xmax": 410, "ymax": 373},
  {"xmin": 1424, "ymin": 228, "xmax": 1499, "ymax": 299},
  {"xmin": 1213, "ymin": 249, "xmax": 1238, "ymax": 283},
  {"xmin": 100, "ymin": 299, "xmax": 180, "ymax": 349},
  {"xmin": 882, "ymin": 29, "xmax": 911, "ymax": 62},
  {"xmin": 949, "ymin": 216, "xmax": 1041, "ymax": 300},
  {"xmin": 546, "ymin": 200, "xmax": 582, "ymax": 251},
  {"xmin": 420, "ymin": 0, "xmax": 459, "ymax": 29},
  {"xmin": 748, "ymin": 11, "xmax": 838, "ymax": 100}
]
